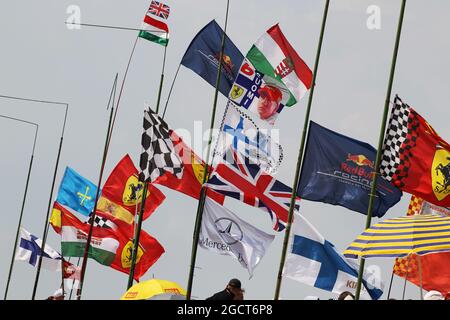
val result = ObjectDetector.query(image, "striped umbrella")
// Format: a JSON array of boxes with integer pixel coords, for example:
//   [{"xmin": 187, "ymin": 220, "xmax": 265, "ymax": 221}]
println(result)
[{"xmin": 344, "ymin": 214, "xmax": 450, "ymax": 259}]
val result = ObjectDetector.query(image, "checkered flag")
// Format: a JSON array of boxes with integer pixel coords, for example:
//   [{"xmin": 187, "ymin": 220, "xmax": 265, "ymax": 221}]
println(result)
[
  {"xmin": 379, "ymin": 95, "xmax": 414, "ymax": 183},
  {"xmin": 139, "ymin": 107, "xmax": 183, "ymax": 183}
]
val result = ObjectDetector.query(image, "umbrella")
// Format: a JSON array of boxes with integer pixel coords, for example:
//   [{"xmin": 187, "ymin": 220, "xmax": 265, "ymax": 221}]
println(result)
[
  {"xmin": 344, "ymin": 214, "xmax": 450, "ymax": 259},
  {"xmin": 120, "ymin": 279, "xmax": 186, "ymax": 300}
]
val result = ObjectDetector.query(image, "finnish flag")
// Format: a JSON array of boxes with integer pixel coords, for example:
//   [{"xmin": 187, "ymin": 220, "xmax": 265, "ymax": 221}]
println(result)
[
  {"xmin": 283, "ymin": 213, "xmax": 384, "ymax": 300},
  {"xmin": 15, "ymin": 227, "xmax": 62, "ymax": 271}
]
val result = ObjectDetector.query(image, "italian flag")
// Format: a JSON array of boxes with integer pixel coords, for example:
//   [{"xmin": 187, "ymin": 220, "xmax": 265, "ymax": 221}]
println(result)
[
  {"xmin": 60, "ymin": 208, "xmax": 119, "ymax": 266},
  {"xmin": 139, "ymin": 11, "xmax": 169, "ymax": 46},
  {"xmin": 246, "ymin": 24, "xmax": 312, "ymax": 107}
]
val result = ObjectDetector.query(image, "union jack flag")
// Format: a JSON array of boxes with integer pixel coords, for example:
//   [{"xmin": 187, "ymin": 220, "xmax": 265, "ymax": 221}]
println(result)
[
  {"xmin": 206, "ymin": 147, "xmax": 300, "ymax": 231},
  {"xmin": 148, "ymin": 1, "xmax": 171, "ymax": 19}
]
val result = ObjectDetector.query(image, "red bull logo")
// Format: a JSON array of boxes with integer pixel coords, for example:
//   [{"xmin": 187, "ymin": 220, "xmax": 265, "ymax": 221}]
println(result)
[
  {"xmin": 346, "ymin": 154, "xmax": 374, "ymax": 168},
  {"xmin": 214, "ymin": 52, "xmax": 234, "ymax": 75},
  {"xmin": 340, "ymin": 154, "xmax": 375, "ymax": 180}
]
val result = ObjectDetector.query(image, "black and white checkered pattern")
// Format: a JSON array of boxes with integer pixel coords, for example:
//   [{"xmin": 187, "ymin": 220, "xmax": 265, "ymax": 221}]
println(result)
[
  {"xmin": 86, "ymin": 215, "xmax": 117, "ymax": 230},
  {"xmin": 380, "ymin": 96, "xmax": 411, "ymax": 181},
  {"xmin": 139, "ymin": 107, "xmax": 183, "ymax": 183}
]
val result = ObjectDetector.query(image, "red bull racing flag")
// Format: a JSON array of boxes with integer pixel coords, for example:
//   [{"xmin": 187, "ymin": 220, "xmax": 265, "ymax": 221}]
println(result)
[{"xmin": 297, "ymin": 121, "xmax": 402, "ymax": 217}]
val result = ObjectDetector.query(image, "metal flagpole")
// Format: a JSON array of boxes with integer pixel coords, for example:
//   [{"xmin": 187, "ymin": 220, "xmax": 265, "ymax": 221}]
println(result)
[
  {"xmin": 1, "ymin": 115, "xmax": 38, "ymax": 300},
  {"xmin": 127, "ymin": 41, "xmax": 169, "ymax": 289},
  {"xmin": 76, "ymin": 74, "xmax": 118, "ymax": 300},
  {"xmin": 273, "ymin": 0, "xmax": 330, "ymax": 300},
  {"xmin": 68, "ymin": 257, "xmax": 81, "ymax": 300},
  {"xmin": 387, "ymin": 271, "xmax": 395, "ymax": 299},
  {"xmin": 64, "ymin": 22, "xmax": 167, "ymax": 34},
  {"xmin": 185, "ymin": 0, "xmax": 230, "ymax": 300},
  {"xmin": 355, "ymin": 0, "xmax": 407, "ymax": 300},
  {"xmin": 0, "ymin": 95, "xmax": 69, "ymax": 300},
  {"xmin": 402, "ymin": 254, "xmax": 411, "ymax": 300}
]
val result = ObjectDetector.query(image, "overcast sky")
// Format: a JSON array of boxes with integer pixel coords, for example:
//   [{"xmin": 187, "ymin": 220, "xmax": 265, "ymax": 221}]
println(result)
[{"xmin": 1, "ymin": 0, "xmax": 449, "ymax": 300}]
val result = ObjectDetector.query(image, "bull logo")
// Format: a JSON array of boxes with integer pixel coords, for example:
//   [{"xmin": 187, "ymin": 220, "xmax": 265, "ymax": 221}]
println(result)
[
  {"xmin": 432, "ymin": 148, "xmax": 450, "ymax": 201},
  {"xmin": 121, "ymin": 240, "xmax": 143, "ymax": 268},
  {"xmin": 122, "ymin": 175, "xmax": 149, "ymax": 206},
  {"xmin": 346, "ymin": 154, "xmax": 374, "ymax": 168}
]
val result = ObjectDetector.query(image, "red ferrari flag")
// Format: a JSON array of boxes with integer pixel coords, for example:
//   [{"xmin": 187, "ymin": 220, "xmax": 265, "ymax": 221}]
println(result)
[
  {"xmin": 380, "ymin": 96, "xmax": 450, "ymax": 207},
  {"xmin": 101, "ymin": 154, "xmax": 165, "ymax": 224},
  {"xmin": 154, "ymin": 131, "xmax": 225, "ymax": 204}
]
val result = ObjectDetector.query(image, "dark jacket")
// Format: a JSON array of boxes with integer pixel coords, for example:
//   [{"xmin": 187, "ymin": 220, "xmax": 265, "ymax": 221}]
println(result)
[{"xmin": 205, "ymin": 289, "xmax": 234, "ymax": 300}]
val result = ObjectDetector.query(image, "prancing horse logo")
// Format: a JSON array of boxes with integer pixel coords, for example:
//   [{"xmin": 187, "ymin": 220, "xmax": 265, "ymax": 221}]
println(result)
[
  {"xmin": 432, "ymin": 148, "xmax": 450, "ymax": 201},
  {"xmin": 214, "ymin": 218, "xmax": 243, "ymax": 245}
]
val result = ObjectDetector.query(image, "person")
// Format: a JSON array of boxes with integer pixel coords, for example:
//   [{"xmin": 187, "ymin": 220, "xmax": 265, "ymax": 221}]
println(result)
[
  {"xmin": 337, "ymin": 291, "xmax": 355, "ymax": 300},
  {"xmin": 206, "ymin": 278, "xmax": 244, "ymax": 300},
  {"xmin": 256, "ymin": 85, "xmax": 282, "ymax": 124}
]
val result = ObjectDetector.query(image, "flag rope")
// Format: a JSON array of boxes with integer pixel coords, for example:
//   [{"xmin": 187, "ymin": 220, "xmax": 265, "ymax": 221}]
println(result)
[{"xmin": 1, "ymin": 116, "xmax": 38, "ymax": 300}]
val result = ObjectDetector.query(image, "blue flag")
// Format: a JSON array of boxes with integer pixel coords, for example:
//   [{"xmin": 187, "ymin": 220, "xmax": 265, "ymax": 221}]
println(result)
[
  {"xmin": 56, "ymin": 167, "xmax": 99, "ymax": 216},
  {"xmin": 297, "ymin": 121, "xmax": 402, "ymax": 217},
  {"xmin": 180, "ymin": 20, "xmax": 244, "ymax": 96}
]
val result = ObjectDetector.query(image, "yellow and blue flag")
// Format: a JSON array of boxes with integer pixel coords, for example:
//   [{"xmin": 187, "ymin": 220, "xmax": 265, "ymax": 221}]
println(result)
[
  {"xmin": 297, "ymin": 121, "xmax": 402, "ymax": 217},
  {"xmin": 56, "ymin": 167, "xmax": 98, "ymax": 216}
]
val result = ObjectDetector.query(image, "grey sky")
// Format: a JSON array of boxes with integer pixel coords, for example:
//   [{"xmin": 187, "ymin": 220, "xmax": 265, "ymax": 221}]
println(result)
[{"xmin": 1, "ymin": 0, "xmax": 449, "ymax": 300}]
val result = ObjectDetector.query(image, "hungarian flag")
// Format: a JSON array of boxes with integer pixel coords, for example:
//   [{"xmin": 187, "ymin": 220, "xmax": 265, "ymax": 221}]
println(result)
[
  {"xmin": 245, "ymin": 24, "xmax": 312, "ymax": 107},
  {"xmin": 154, "ymin": 131, "xmax": 225, "ymax": 204},
  {"xmin": 101, "ymin": 154, "xmax": 166, "ymax": 224},
  {"xmin": 56, "ymin": 204, "xmax": 120, "ymax": 266},
  {"xmin": 380, "ymin": 96, "xmax": 450, "ymax": 207},
  {"xmin": 139, "ymin": 1, "xmax": 170, "ymax": 46}
]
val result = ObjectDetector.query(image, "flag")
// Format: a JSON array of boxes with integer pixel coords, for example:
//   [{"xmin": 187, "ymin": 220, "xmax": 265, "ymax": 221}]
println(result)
[
  {"xmin": 219, "ymin": 101, "xmax": 283, "ymax": 174},
  {"xmin": 63, "ymin": 260, "xmax": 81, "ymax": 280},
  {"xmin": 56, "ymin": 167, "xmax": 99, "ymax": 216},
  {"xmin": 206, "ymin": 146, "xmax": 300, "ymax": 231},
  {"xmin": 230, "ymin": 58, "xmax": 285, "ymax": 125},
  {"xmin": 139, "ymin": 0, "xmax": 170, "ymax": 46},
  {"xmin": 58, "ymin": 204, "xmax": 120, "ymax": 266},
  {"xmin": 393, "ymin": 252, "xmax": 450, "ymax": 296},
  {"xmin": 51, "ymin": 203, "xmax": 164, "ymax": 280},
  {"xmin": 154, "ymin": 130, "xmax": 225, "ymax": 204},
  {"xmin": 283, "ymin": 213, "xmax": 384, "ymax": 300},
  {"xmin": 15, "ymin": 227, "xmax": 62, "ymax": 271},
  {"xmin": 180, "ymin": 20, "xmax": 244, "ymax": 96},
  {"xmin": 392, "ymin": 195, "xmax": 450, "ymax": 295},
  {"xmin": 380, "ymin": 95, "xmax": 450, "ymax": 207},
  {"xmin": 199, "ymin": 198, "xmax": 274, "ymax": 277},
  {"xmin": 101, "ymin": 154, "xmax": 166, "ymax": 223},
  {"xmin": 246, "ymin": 24, "xmax": 312, "ymax": 107},
  {"xmin": 297, "ymin": 121, "xmax": 402, "ymax": 217},
  {"xmin": 139, "ymin": 106, "xmax": 183, "ymax": 183},
  {"xmin": 107, "ymin": 214, "xmax": 165, "ymax": 281}
]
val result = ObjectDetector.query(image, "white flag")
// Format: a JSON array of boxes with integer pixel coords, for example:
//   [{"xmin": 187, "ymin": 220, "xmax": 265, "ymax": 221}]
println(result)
[
  {"xmin": 15, "ymin": 227, "xmax": 62, "ymax": 271},
  {"xmin": 199, "ymin": 198, "xmax": 275, "ymax": 277}
]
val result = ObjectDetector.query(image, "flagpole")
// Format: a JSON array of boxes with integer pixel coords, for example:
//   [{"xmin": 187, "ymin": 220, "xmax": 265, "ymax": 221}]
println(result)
[
  {"xmin": 0, "ymin": 95, "xmax": 69, "ymax": 300},
  {"xmin": 162, "ymin": 63, "xmax": 181, "ymax": 119},
  {"xmin": 68, "ymin": 257, "xmax": 81, "ymax": 300},
  {"xmin": 386, "ymin": 271, "xmax": 395, "ymax": 299},
  {"xmin": 402, "ymin": 254, "xmax": 411, "ymax": 300},
  {"xmin": 1, "ymin": 116, "xmax": 38, "ymax": 300},
  {"xmin": 127, "ymin": 43, "xmax": 169, "ymax": 288},
  {"xmin": 76, "ymin": 74, "xmax": 118, "ymax": 300},
  {"xmin": 355, "ymin": 0, "xmax": 407, "ymax": 300},
  {"xmin": 273, "ymin": 0, "xmax": 330, "ymax": 300},
  {"xmin": 185, "ymin": 0, "xmax": 230, "ymax": 300},
  {"xmin": 65, "ymin": 22, "xmax": 166, "ymax": 33},
  {"xmin": 61, "ymin": 259, "xmax": 65, "ymax": 299}
]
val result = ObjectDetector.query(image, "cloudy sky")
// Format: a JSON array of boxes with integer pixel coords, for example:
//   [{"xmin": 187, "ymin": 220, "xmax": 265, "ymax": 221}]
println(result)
[{"xmin": 1, "ymin": 0, "xmax": 449, "ymax": 300}]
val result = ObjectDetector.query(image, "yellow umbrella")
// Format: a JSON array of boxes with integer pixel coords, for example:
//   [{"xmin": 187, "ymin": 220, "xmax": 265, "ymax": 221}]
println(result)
[{"xmin": 120, "ymin": 279, "xmax": 186, "ymax": 300}]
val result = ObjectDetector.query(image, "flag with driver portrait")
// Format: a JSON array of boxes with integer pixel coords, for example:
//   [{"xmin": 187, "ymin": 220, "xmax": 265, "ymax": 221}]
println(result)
[{"xmin": 139, "ymin": 106, "xmax": 183, "ymax": 183}]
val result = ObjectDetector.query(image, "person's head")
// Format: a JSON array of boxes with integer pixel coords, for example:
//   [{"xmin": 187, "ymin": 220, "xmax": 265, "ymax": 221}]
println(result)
[
  {"xmin": 257, "ymin": 85, "xmax": 282, "ymax": 121},
  {"xmin": 424, "ymin": 290, "xmax": 444, "ymax": 300},
  {"xmin": 226, "ymin": 278, "xmax": 244, "ymax": 300},
  {"xmin": 338, "ymin": 291, "xmax": 355, "ymax": 300}
]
